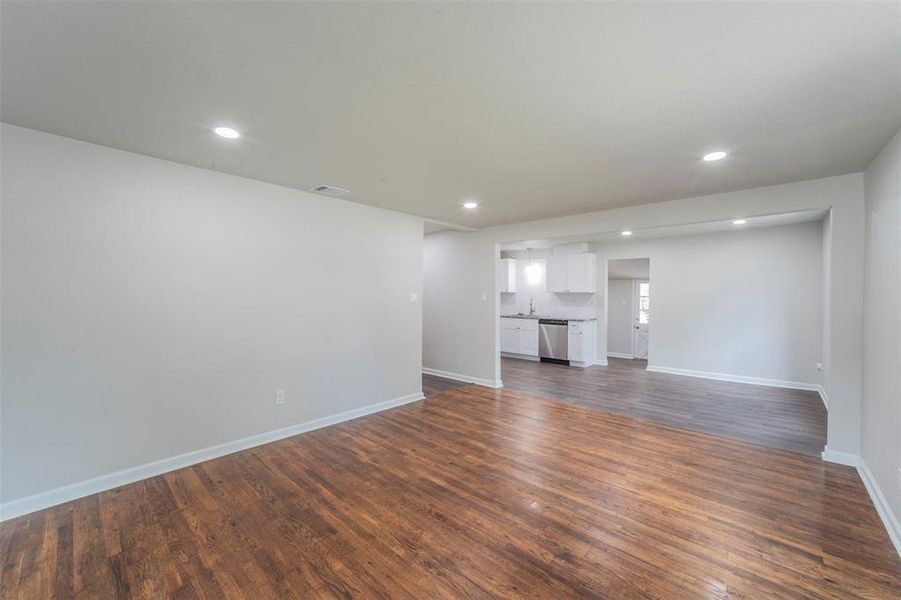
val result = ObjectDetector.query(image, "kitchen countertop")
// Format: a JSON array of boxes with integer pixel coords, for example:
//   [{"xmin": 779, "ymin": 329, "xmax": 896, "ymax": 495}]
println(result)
[{"xmin": 501, "ymin": 314, "xmax": 598, "ymax": 322}]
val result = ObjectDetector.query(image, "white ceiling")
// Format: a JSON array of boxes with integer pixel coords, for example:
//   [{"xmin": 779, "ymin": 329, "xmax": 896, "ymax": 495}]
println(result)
[
  {"xmin": 2, "ymin": 2, "xmax": 898, "ymax": 228},
  {"xmin": 608, "ymin": 259, "xmax": 650, "ymax": 280}
]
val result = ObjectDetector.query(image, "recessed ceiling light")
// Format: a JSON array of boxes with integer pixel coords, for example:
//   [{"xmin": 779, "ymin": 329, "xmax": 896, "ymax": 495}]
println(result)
[
  {"xmin": 703, "ymin": 151, "xmax": 727, "ymax": 161},
  {"xmin": 213, "ymin": 126, "xmax": 240, "ymax": 139},
  {"xmin": 621, "ymin": 230, "xmax": 633, "ymax": 237},
  {"xmin": 732, "ymin": 219, "xmax": 747, "ymax": 225},
  {"xmin": 463, "ymin": 201, "xmax": 478, "ymax": 209}
]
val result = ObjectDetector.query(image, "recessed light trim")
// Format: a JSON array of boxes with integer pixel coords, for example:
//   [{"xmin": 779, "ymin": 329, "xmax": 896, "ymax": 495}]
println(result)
[
  {"xmin": 214, "ymin": 126, "xmax": 241, "ymax": 139},
  {"xmin": 703, "ymin": 151, "xmax": 727, "ymax": 161},
  {"xmin": 621, "ymin": 230, "xmax": 633, "ymax": 237},
  {"xmin": 463, "ymin": 201, "xmax": 478, "ymax": 209},
  {"xmin": 732, "ymin": 219, "xmax": 747, "ymax": 225}
]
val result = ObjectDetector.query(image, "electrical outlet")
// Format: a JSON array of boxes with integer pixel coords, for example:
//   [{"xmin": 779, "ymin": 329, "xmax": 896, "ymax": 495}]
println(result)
[
  {"xmin": 816, "ymin": 362, "xmax": 824, "ymax": 371},
  {"xmin": 275, "ymin": 390, "xmax": 286, "ymax": 406},
  {"xmin": 409, "ymin": 292, "xmax": 418, "ymax": 303}
]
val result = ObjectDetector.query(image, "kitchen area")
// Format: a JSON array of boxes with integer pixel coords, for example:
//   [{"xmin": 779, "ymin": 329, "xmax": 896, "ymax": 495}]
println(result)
[{"xmin": 498, "ymin": 245, "xmax": 598, "ymax": 368}]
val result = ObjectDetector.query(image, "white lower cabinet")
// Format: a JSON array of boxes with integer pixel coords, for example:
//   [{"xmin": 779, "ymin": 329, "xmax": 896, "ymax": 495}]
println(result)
[
  {"xmin": 521, "ymin": 325, "xmax": 539, "ymax": 356},
  {"xmin": 501, "ymin": 325, "xmax": 518, "ymax": 353},
  {"xmin": 502, "ymin": 317, "xmax": 595, "ymax": 365},
  {"xmin": 567, "ymin": 321, "xmax": 597, "ymax": 367},
  {"xmin": 568, "ymin": 325, "xmax": 584, "ymax": 362},
  {"xmin": 500, "ymin": 318, "xmax": 539, "ymax": 357}
]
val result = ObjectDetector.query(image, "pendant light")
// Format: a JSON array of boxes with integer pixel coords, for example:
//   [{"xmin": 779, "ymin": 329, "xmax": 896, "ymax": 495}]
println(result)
[{"xmin": 525, "ymin": 248, "xmax": 541, "ymax": 284}]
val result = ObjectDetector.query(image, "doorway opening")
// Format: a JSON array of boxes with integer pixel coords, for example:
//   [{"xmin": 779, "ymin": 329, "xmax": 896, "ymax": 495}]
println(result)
[{"xmin": 606, "ymin": 258, "xmax": 650, "ymax": 364}]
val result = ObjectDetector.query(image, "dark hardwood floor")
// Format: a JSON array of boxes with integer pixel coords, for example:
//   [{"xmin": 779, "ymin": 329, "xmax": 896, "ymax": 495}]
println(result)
[
  {"xmin": 422, "ymin": 372, "xmax": 468, "ymax": 397},
  {"xmin": 2, "ymin": 385, "xmax": 898, "ymax": 599},
  {"xmin": 502, "ymin": 357, "xmax": 827, "ymax": 456}
]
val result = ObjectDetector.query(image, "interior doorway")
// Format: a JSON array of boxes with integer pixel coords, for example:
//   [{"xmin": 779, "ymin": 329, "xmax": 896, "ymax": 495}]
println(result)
[{"xmin": 606, "ymin": 258, "xmax": 650, "ymax": 362}]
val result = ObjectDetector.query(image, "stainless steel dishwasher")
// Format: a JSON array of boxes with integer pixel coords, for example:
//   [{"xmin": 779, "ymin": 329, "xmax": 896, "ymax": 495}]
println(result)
[{"xmin": 538, "ymin": 319, "xmax": 568, "ymax": 364}]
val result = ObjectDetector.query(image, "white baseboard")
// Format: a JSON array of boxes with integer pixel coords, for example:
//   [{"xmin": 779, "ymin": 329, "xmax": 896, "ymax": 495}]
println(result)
[
  {"xmin": 645, "ymin": 365, "xmax": 821, "ymax": 392},
  {"xmin": 0, "ymin": 391, "xmax": 425, "ymax": 522},
  {"xmin": 594, "ymin": 359, "xmax": 608, "ymax": 366},
  {"xmin": 500, "ymin": 352, "xmax": 539, "ymax": 362},
  {"xmin": 818, "ymin": 387, "xmax": 829, "ymax": 410},
  {"xmin": 422, "ymin": 367, "xmax": 502, "ymax": 389},
  {"xmin": 606, "ymin": 352, "xmax": 634, "ymax": 359},
  {"xmin": 858, "ymin": 458, "xmax": 901, "ymax": 558},
  {"xmin": 822, "ymin": 450, "xmax": 901, "ymax": 558},
  {"xmin": 821, "ymin": 446, "xmax": 859, "ymax": 467}
]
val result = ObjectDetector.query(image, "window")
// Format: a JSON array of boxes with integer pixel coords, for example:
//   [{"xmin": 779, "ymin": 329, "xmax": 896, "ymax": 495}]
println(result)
[{"xmin": 638, "ymin": 282, "xmax": 650, "ymax": 324}]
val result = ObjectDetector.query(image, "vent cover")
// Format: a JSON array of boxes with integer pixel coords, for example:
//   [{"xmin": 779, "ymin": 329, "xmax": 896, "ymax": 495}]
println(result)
[{"xmin": 309, "ymin": 184, "xmax": 350, "ymax": 197}]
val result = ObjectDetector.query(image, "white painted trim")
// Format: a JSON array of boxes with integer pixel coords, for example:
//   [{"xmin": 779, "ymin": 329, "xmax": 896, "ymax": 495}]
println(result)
[
  {"xmin": 500, "ymin": 352, "xmax": 540, "ymax": 362},
  {"xmin": 422, "ymin": 367, "xmax": 502, "ymax": 389},
  {"xmin": 818, "ymin": 386, "xmax": 829, "ymax": 410},
  {"xmin": 0, "ymin": 391, "xmax": 425, "ymax": 522},
  {"xmin": 645, "ymin": 365, "xmax": 821, "ymax": 392},
  {"xmin": 820, "ymin": 450, "xmax": 901, "ymax": 558},
  {"xmin": 606, "ymin": 352, "xmax": 634, "ymax": 359},
  {"xmin": 821, "ymin": 446, "xmax": 859, "ymax": 467},
  {"xmin": 594, "ymin": 359, "xmax": 608, "ymax": 366},
  {"xmin": 857, "ymin": 458, "xmax": 901, "ymax": 558}
]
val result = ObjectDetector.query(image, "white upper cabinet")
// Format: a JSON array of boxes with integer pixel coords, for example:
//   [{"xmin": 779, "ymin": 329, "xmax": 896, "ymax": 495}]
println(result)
[
  {"xmin": 545, "ymin": 255, "xmax": 567, "ymax": 292},
  {"xmin": 498, "ymin": 258, "xmax": 517, "ymax": 293},
  {"xmin": 565, "ymin": 253, "xmax": 596, "ymax": 292},
  {"xmin": 546, "ymin": 253, "xmax": 596, "ymax": 293}
]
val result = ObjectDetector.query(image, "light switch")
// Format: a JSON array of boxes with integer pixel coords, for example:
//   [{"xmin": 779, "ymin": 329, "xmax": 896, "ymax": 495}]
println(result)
[
  {"xmin": 481, "ymin": 292, "xmax": 488, "ymax": 302},
  {"xmin": 409, "ymin": 292, "xmax": 419, "ymax": 303}
]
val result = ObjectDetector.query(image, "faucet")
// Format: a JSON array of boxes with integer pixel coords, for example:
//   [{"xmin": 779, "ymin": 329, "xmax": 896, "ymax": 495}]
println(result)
[{"xmin": 529, "ymin": 297, "xmax": 536, "ymax": 316}]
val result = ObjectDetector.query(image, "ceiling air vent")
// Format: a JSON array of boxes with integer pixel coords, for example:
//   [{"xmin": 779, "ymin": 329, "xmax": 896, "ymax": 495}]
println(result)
[{"xmin": 309, "ymin": 184, "xmax": 350, "ymax": 197}]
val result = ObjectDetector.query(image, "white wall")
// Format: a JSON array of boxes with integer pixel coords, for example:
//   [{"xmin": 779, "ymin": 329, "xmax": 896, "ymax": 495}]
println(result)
[
  {"xmin": 824, "ymin": 197, "xmax": 866, "ymax": 460},
  {"xmin": 861, "ymin": 128, "xmax": 901, "ymax": 549},
  {"xmin": 595, "ymin": 223, "xmax": 823, "ymax": 385},
  {"xmin": 422, "ymin": 173, "xmax": 864, "ymax": 456},
  {"xmin": 821, "ymin": 211, "xmax": 833, "ymax": 403},
  {"xmin": 607, "ymin": 279, "xmax": 634, "ymax": 357},
  {"xmin": 498, "ymin": 249, "xmax": 597, "ymax": 319},
  {"xmin": 422, "ymin": 231, "xmax": 500, "ymax": 385},
  {"xmin": 0, "ymin": 125, "xmax": 424, "ymax": 508}
]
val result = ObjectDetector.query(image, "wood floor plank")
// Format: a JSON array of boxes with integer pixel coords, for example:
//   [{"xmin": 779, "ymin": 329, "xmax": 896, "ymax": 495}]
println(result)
[
  {"xmin": 500, "ymin": 356, "xmax": 828, "ymax": 455},
  {"xmin": 422, "ymin": 373, "xmax": 468, "ymax": 398},
  {"xmin": 1, "ymin": 385, "xmax": 897, "ymax": 599}
]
